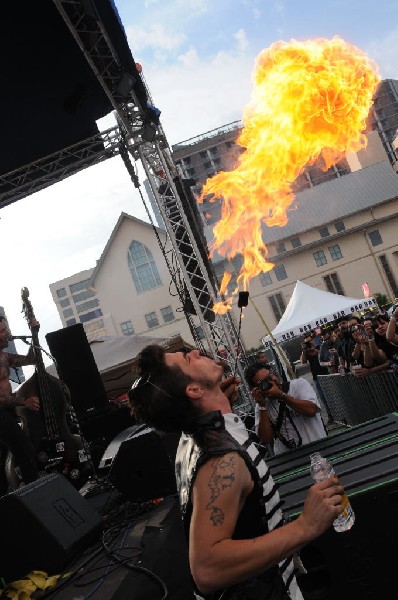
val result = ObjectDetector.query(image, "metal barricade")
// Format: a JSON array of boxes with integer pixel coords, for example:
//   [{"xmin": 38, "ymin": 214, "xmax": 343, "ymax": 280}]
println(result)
[{"xmin": 318, "ymin": 371, "xmax": 398, "ymax": 426}]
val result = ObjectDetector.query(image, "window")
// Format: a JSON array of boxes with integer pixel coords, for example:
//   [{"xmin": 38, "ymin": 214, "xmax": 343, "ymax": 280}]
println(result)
[
  {"xmin": 291, "ymin": 237, "xmax": 302, "ymax": 248},
  {"xmin": 268, "ymin": 293, "xmax": 286, "ymax": 321},
  {"xmin": 72, "ymin": 289, "xmax": 96, "ymax": 303},
  {"xmin": 69, "ymin": 278, "xmax": 91, "ymax": 294},
  {"xmin": 209, "ymin": 147, "xmax": 218, "ymax": 156},
  {"xmin": 379, "ymin": 255, "xmax": 398, "ymax": 297},
  {"xmin": 204, "ymin": 160, "xmax": 212, "ymax": 169},
  {"xmin": 60, "ymin": 298, "xmax": 70, "ymax": 308},
  {"xmin": 161, "ymin": 306, "xmax": 175, "ymax": 323},
  {"xmin": 329, "ymin": 244, "xmax": 343, "ymax": 261},
  {"xmin": 128, "ymin": 241, "xmax": 162, "ymax": 293},
  {"xmin": 319, "ymin": 226, "xmax": 330, "ymax": 238},
  {"xmin": 199, "ymin": 151, "xmax": 207, "ymax": 159},
  {"xmin": 335, "ymin": 221, "xmax": 345, "ymax": 232},
  {"xmin": 79, "ymin": 309, "xmax": 103, "ymax": 323},
  {"xmin": 276, "ymin": 242, "xmax": 286, "ymax": 254},
  {"xmin": 187, "ymin": 168, "xmax": 196, "ymax": 177},
  {"xmin": 313, "ymin": 250, "xmax": 327, "ymax": 267},
  {"xmin": 323, "ymin": 273, "xmax": 344, "ymax": 295},
  {"xmin": 274, "ymin": 264, "xmax": 287, "ymax": 281},
  {"xmin": 66, "ymin": 318, "xmax": 76, "ymax": 326},
  {"xmin": 63, "ymin": 308, "xmax": 73, "ymax": 318},
  {"xmin": 145, "ymin": 312, "xmax": 159, "ymax": 328},
  {"xmin": 121, "ymin": 320, "xmax": 134, "ymax": 335},
  {"xmin": 76, "ymin": 299, "xmax": 99, "ymax": 314},
  {"xmin": 56, "ymin": 288, "xmax": 67, "ymax": 298},
  {"xmin": 259, "ymin": 271, "xmax": 272, "ymax": 286},
  {"xmin": 368, "ymin": 229, "xmax": 383, "ymax": 246}
]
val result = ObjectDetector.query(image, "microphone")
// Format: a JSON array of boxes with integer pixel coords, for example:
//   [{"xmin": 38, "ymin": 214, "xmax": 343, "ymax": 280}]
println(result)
[{"xmin": 10, "ymin": 335, "xmax": 33, "ymax": 341}]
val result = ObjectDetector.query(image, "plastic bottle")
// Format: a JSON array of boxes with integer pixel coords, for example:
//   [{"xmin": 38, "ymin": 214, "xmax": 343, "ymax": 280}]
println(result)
[
  {"xmin": 338, "ymin": 365, "xmax": 346, "ymax": 376},
  {"xmin": 309, "ymin": 451, "xmax": 355, "ymax": 532}
]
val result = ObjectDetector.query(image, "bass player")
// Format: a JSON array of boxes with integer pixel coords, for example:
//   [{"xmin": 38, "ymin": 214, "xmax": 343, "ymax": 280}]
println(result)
[{"xmin": 0, "ymin": 315, "xmax": 40, "ymax": 491}]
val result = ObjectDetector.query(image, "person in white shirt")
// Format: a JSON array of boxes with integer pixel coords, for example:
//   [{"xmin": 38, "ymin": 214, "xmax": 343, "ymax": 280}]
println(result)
[{"xmin": 245, "ymin": 362, "xmax": 327, "ymax": 455}]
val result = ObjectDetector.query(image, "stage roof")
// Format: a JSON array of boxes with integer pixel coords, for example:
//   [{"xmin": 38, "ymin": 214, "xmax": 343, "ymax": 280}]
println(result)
[{"xmin": 0, "ymin": 0, "xmax": 146, "ymax": 208}]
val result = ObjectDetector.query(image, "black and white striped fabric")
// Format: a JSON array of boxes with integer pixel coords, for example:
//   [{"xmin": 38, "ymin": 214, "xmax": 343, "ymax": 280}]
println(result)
[{"xmin": 223, "ymin": 413, "xmax": 303, "ymax": 600}]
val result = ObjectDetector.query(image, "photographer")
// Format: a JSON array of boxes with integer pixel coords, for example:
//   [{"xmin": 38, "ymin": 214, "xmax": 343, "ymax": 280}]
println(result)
[{"xmin": 245, "ymin": 362, "xmax": 326, "ymax": 455}]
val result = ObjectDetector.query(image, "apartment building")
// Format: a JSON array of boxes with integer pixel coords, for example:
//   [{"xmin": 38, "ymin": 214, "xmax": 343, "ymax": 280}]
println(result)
[{"xmin": 49, "ymin": 269, "xmax": 107, "ymax": 338}]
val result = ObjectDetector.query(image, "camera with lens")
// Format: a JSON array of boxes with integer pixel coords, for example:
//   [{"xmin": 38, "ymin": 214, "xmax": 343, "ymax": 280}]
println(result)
[{"xmin": 257, "ymin": 379, "xmax": 273, "ymax": 393}]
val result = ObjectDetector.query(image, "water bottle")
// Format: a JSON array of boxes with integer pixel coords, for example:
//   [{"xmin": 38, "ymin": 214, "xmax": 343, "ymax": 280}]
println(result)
[
  {"xmin": 338, "ymin": 365, "xmax": 345, "ymax": 376},
  {"xmin": 309, "ymin": 452, "xmax": 355, "ymax": 532}
]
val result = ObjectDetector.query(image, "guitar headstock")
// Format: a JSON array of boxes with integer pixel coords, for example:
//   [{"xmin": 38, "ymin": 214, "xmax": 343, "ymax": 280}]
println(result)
[{"xmin": 21, "ymin": 287, "xmax": 37, "ymax": 331}]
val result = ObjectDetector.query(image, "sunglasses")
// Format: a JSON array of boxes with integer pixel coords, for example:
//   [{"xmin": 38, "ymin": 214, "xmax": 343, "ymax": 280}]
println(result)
[{"xmin": 130, "ymin": 373, "xmax": 175, "ymax": 399}]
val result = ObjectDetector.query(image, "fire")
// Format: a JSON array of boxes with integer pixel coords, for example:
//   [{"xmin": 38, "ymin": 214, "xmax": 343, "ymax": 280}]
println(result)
[{"xmin": 201, "ymin": 36, "xmax": 380, "ymax": 307}]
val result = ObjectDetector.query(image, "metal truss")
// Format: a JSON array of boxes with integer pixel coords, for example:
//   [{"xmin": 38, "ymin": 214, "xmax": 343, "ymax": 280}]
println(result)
[
  {"xmin": 54, "ymin": 0, "xmax": 254, "ymax": 412},
  {"xmin": 0, "ymin": 127, "xmax": 120, "ymax": 209}
]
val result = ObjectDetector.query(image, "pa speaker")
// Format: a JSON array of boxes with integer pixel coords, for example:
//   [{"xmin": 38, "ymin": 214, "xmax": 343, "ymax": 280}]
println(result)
[
  {"xmin": 296, "ymin": 479, "xmax": 398, "ymax": 599},
  {"xmin": 0, "ymin": 473, "xmax": 102, "ymax": 582},
  {"xmin": 46, "ymin": 324, "xmax": 108, "ymax": 419},
  {"xmin": 109, "ymin": 429, "xmax": 177, "ymax": 502}
]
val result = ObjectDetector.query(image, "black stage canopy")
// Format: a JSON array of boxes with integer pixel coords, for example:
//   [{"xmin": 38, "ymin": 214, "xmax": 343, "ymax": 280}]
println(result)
[{"xmin": 1, "ymin": 0, "xmax": 147, "ymax": 208}]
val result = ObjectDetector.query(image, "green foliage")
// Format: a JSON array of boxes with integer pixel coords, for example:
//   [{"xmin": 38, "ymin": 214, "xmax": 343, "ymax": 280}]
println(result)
[{"xmin": 373, "ymin": 292, "xmax": 392, "ymax": 310}]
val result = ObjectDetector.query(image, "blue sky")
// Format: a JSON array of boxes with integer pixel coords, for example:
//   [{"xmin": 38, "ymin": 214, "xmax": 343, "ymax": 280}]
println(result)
[{"xmin": 2, "ymin": 0, "xmax": 398, "ymax": 363}]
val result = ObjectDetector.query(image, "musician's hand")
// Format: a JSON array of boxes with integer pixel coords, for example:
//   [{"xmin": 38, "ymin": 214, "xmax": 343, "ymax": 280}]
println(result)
[
  {"xmin": 25, "ymin": 396, "xmax": 40, "ymax": 411},
  {"xmin": 220, "ymin": 376, "xmax": 240, "ymax": 406}
]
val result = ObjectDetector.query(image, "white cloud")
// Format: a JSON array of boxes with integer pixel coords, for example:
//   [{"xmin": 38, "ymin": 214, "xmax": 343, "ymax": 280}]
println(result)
[
  {"xmin": 126, "ymin": 23, "xmax": 186, "ymax": 52},
  {"xmin": 235, "ymin": 29, "xmax": 250, "ymax": 53},
  {"xmin": 144, "ymin": 47, "xmax": 255, "ymax": 145},
  {"xmin": 366, "ymin": 29, "xmax": 398, "ymax": 79}
]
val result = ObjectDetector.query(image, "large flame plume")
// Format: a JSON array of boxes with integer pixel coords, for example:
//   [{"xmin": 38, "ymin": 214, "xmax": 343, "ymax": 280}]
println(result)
[{"xmin": 200, "ymin": 37, "xmax": 380, "ymax": 311}]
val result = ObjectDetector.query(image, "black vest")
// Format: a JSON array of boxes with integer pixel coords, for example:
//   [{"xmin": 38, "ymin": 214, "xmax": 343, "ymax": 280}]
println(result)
[{"xmin": 176, "ymin": 411, "xmax": 297, "ymax": 600}]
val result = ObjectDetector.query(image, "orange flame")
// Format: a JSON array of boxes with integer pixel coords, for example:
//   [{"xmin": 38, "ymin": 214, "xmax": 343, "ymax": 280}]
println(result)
[{"xmin": 200, "ymin": 36, "xmax": 380, "ymax": 298}]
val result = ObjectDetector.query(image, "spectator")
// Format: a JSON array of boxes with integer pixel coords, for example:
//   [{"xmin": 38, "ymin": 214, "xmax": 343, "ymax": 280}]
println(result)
[
  {"xmin": 245, "ymin": 362, "xmax": 326, "ymax": 454},
  {"xmin": 351, "ymin": 317, "xmax": 393, "ymax": 377},
  {"xmin": 386, "ymin": 306, "xmax": 398, "ymax": 345},
  {"xmin": 300, "ymin": 331, "xmax": 333, "ymax": 423},
  {"xmin": 256, "ymin": 350, "xmax": 269, "ymax": 366},
  {"xmin": 319, "ymin": 328, "xmax": 339, "ymax": 374},
  {"xmin": 337, "ymin": 317, "xmax": 362, "ymax": 372}
]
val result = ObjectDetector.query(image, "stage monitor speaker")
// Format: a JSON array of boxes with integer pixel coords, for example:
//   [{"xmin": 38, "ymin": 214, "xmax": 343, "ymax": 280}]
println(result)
[
  {"xmin": 296, "ymin": 479, "xmax": 398, "ymax": 599},
  {"xmin": 109, "ymin": 429, "xmax": 177, "ymax": 502},
  {"xmin": 46, "ymin": 323, "xmax": 108, "ymax": 419},
  {"xmin": 0, "ymin": 473, "xmax": 102, "ymax": 583}
]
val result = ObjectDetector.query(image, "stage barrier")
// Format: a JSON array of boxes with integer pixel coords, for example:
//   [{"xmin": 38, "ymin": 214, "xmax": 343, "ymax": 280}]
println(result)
[{"xmin": 318, "ymin": 371, "xmax": 398, "ymax": 425}]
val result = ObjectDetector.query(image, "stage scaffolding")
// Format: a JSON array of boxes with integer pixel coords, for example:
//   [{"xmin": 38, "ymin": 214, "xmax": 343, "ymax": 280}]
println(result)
[{"xmin": 1, "ymin": 0, "xmax": 254, "ymax": 413}]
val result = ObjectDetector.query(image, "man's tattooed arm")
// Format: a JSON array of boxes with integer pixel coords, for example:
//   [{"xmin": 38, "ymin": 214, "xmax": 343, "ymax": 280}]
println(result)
[{"xmin": 205, "ymin": 454, "xmax": 236, "ymax": 526}]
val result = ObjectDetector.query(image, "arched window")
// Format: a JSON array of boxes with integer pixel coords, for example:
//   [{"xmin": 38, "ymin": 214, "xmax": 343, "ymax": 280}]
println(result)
[{"xmin": 128, "ymin": 241, "xmax": 162, "ymax": 293}]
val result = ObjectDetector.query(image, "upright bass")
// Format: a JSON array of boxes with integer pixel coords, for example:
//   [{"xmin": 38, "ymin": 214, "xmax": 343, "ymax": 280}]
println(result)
[{"xmin": 6, "ymin": 288, "xmax": 90, "ymax": 489}]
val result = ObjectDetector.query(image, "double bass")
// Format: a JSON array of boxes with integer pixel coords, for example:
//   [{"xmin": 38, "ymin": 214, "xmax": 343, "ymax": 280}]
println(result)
[{"xmin": 6, "ymin": 288, "xmax": 91, "ymax": 489}]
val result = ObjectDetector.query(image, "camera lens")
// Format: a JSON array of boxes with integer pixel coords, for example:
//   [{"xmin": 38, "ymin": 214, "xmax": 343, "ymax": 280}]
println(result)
[{"xmin": 258, "ymin": 379, "xmax": 273, "ymax": 393}]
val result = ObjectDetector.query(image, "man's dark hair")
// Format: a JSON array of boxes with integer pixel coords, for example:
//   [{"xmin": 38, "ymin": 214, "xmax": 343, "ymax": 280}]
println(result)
[
  {"xmin": 128, "ymin": 344, "xmax": 200, "ymax": 433},
  {"xmin": 245, "ymin": 361, "xmax": 271, "ymax": 389}
]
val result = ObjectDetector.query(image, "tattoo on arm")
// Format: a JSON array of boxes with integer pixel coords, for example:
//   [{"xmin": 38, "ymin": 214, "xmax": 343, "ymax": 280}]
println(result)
[{"xmin": 205, "ymin": 454, "xmax": 236, "ymax": 526}]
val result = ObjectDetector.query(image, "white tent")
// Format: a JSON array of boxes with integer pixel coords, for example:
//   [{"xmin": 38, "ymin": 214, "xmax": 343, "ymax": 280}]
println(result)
[{"xmin": 263, "ymin": 280, "xmax": 377, "ymax": 346}]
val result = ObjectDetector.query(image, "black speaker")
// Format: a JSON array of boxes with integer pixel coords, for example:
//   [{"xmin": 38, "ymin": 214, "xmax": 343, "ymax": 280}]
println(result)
[
  {"xmin": 0, "ymin": 474, "xmax": 102, "ymax": 582},
  {"xmin": 109, "ymin": 429, "xmax": 177, "ymax": 502},
  {"xmin": 267, "ymin": 414, "xmax": 398, "ymax": 600},
  {"xmin": 46, "ymin": 324, "xmax": 108, "ymax": 419},
  {"xmin": 297, "ymin": 481, "xmax": 398, "ymax": 599}
]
